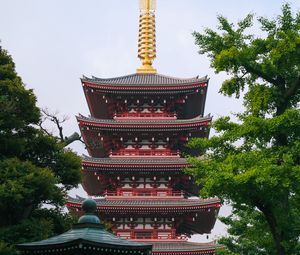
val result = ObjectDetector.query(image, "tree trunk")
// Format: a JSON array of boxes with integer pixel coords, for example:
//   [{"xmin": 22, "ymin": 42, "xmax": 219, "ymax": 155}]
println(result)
[{"xmin": 259, "ymin": 206, "xmax": 286, "ymax": 255}]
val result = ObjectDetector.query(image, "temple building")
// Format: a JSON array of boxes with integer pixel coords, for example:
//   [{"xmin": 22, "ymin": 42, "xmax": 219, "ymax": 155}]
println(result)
[
  {"xmin": 18, "ymin": 199, "xmax": 152, "ymax": 255},
  {"xmin": 67, "ymin": 0, "xmax": 221, "ymax": 254}
]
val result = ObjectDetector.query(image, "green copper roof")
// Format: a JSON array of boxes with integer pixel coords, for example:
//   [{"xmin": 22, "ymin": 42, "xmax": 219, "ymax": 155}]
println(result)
[
  {"xmin": 17, "ymin": 224, "xmax": 151, "ymax": 249},
  {"xmin": 17, "ymin": 199, "xmax": 152, "ymax": 254}
]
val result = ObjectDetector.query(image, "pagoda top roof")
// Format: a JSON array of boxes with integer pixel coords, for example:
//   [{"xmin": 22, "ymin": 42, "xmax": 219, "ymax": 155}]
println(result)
[
  {"xmin": 82, "ymin": 73, "xmax": 208, "ymax": 87},
  {"xmin": 68, "ymin": 196, "xmax": 220, "ymax": 210},
  {"xmin": 150, "ymin": 241, "xmax": 219, "ymax": 255},
  {"xmin": 82, "ymin": 156, "xmax": 190, "ymax": 168}
]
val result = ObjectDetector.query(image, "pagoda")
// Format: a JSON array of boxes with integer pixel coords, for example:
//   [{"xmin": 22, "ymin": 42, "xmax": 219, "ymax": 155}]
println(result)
[{"xmin": 67, "ymin": 1, "xmax": 221, "ymax": 254}]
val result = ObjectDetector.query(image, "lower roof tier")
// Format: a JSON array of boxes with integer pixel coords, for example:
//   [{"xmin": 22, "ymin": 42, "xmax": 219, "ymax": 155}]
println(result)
[
  {"xmin": 68, "ymin": 196, "xmax": 220, "ymax": 235},
  {"xmin": 67, "ymin": 196, "xmax": 220, "ymax": 214},
  {"xmin": 149, "ymin": 241, "xmax": 220, "ymax": 255}
]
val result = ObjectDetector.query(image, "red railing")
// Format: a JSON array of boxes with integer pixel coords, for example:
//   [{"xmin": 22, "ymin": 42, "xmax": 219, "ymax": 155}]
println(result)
[
  {"xmin": 110, "ymin": 149, "xmax": 180, "ymax": 157},
  {"xmin": 116, "ymin": 230, "xmax": 177, "ymax": 240},
  {"xmin": 114, "ymin": 112, "xmax": 177, "ymax": 119},
  {"xmin": 105, "ymin": 190, "xmax": 184, "ymax": 198}
]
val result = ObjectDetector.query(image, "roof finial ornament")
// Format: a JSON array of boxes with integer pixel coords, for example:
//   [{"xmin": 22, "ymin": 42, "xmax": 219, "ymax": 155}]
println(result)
[
  {"xmin": 137, "ymin": 0, "xmax": 157, "ymax": 74},
  {"xmin": 78, "ymin": 199, "xmax": 101, "ymax": 224}
]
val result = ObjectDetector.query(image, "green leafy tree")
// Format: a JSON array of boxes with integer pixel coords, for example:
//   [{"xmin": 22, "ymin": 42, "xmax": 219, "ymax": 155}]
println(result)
[
  {"xmin": 189, "ymin": 4, "xmax": 300, "ymax": 255},
  {"xmin": 0, "ymin": 46, "xmax": 81, "ymax": 254}
]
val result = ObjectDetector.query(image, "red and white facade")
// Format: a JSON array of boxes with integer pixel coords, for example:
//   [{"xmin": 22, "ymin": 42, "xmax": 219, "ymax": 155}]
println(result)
[{"xmin": 68, "ymin": 73, "xmax": 221, "ymax": 254}]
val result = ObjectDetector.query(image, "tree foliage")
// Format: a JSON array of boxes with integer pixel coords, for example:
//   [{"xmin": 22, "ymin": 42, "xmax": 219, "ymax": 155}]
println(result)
[
  {"xmin": 0, "ymin": 46, "xmax": 81, "ymax": 254},
  {"xmin": 190, "ymin": 4, "xmax": 300, "ymax": 255}
]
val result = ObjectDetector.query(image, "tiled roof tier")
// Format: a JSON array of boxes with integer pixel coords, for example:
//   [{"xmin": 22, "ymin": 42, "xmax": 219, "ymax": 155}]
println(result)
[
  {"xmin": 68, "ymin": 196, "xmax": 221, "ymax": 213},
  {"xmin": 78, "ymin": 115, "xmax": 211, "ymax": 131},
  {"xmin": 82, "ymin": 73, "xmax": 208, "ymax": 88},
  {"xmin": 17, "ymin": 225, "xmax": 151, "ymax": 254},
  {"xmin": 82, "ymin": 156, "xmax": 191, "ymax": 169},
  {"xmin": 149, "ymin": 241, "xmax": 219, "ymax": 255}
]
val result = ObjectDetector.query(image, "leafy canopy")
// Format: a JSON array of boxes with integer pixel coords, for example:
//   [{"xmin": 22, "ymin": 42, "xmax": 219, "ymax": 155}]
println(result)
[
  {"xmin": 0, "ymin": 46, "xmax": 81, "ymax": 254},
  {"xmin": 190, "ymin": 4, "xmax": 300, "ymax": 255}
]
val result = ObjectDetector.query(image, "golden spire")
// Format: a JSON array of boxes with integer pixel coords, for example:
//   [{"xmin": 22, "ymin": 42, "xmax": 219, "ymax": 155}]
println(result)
[{"xmin": 137, "ymin": 0, "xmax": 157, "ymax": 74}]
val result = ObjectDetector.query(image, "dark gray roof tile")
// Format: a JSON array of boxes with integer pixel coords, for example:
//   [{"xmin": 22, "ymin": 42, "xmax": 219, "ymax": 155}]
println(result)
[
  {"xmin": 150, "ymin": 241, "xmax": 219, "ymax": 252},
  {"xmin": 77, "ymin": 114, "xmax": 211, "ymax": 126},
  {"xmin": 82, "ymin": 156, "xmax": 189, "ymax": 166},
  {"xmin": 68, "ymin": 196, "xmax": 220, "ymax": 208},
  {"xmin": 82, "ymin": 73, "xmax": 208, "ymax": 87}
]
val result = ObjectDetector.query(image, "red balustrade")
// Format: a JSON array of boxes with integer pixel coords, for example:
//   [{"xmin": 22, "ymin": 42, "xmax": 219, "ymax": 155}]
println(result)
[
  {"xmin": 105, "ymin": 189, "xmax": 184, "ymax": 198},
  {"xmin": 114, "ymin": 112, "xmax": 177, "ymax": 119},
  {"xmin": 110, "ymin": 148, "xmax": 180, "ymax": 158}
]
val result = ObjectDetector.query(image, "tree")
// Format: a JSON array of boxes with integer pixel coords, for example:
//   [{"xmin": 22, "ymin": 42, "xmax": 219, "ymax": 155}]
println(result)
[
  {"xmin": 189, "ymin": 4, "xmax": 300, "ymax": 255},
  {"xmin": 0, "ymin": 45, "xmax": 81, "ymax": 254}
]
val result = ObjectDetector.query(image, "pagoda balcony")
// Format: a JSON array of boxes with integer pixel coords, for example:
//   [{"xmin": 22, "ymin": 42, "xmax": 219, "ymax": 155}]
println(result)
[
  {"xmin": 105, "ymin": 190, "xmax": 185, "ymax": 199},
  {"xmin": 110, "ymin": 149, "xmax": 180, "ymax": 158},
  {"xmin": 116, "ymin": 229, "xmax": 177, "ymax": 240},
  {"xmin": 114, "ymin": 112, "xmax": 177, "ymax": 120}
]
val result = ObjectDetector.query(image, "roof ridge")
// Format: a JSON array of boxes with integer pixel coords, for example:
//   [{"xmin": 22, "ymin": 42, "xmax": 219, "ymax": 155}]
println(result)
[
  {"xmin": 84, "ymin": 73, "xmax": 205, "ymax": 81},
  {"xmin": 77, "ymin": 114, "xmax": 211, "ymax": 123},
  {"xmin": 81, "ymin": 73, "xmax": 209, "ymax": 86}
]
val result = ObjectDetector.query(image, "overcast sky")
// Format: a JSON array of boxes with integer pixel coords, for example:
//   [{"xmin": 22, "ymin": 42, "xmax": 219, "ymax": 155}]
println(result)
[{"xmin": 1, "ymin": 0, "xmax": 298, "ymax": 243}]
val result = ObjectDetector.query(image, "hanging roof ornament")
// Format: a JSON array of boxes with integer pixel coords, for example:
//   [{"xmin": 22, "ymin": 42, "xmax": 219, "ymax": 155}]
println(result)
[{"xmin": 137, "ymin": 0, "xmax": 157, "ymax": 74}]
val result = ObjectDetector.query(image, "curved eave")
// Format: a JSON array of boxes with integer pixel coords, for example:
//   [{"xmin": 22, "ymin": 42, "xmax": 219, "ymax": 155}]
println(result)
[
  {"xmin": 17, "ymin": 240, "xmax": 151, "ymax": 253},
  {"xmin": 82, "ymin": 82, "xmax": 208, "ymax": 93},
  {"xmin": 77, "ymin": 115, "xmax": 211, "ymax": 130},
  {"xmin": 81, "ymin": 74, "xmax": 209, "ymax": 92},
  {"xmin": 67, "ymin": 198, "xmax": 221, "ymax": 213},
  {"xmin": 83, "ymin": 162, "xmax": 191, "ymax": 169},
  {"xmin": 153, "ymin": 248, "xmax": 216, "ymax": 255},
  {"xmin": 92, "ymin": 204, "xmax": 220, "ymax": 213},
  {"xmin": 17, "ymin": 228, "xmax": 152, "ymax": 253},
  {"xmin": 82, "ymin": 157, "xmax": 191, "ymax": 169}
]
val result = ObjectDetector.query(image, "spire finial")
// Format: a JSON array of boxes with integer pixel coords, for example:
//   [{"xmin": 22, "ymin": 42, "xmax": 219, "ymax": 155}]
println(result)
[
  {"xmin": 78, "ymin": 199, "xmax": 101, "ymax": 224},
  {"xmin": 137, "ymin": 0, "xmax": 157, "ymax": 74}
]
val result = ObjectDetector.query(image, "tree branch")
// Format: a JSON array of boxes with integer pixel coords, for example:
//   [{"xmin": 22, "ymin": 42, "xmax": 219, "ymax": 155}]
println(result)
[
  {"xmin": 39, "ymin": 109, "xmax": 83, "ymax": 147},
  {"xmin": 285, "ymin": 75, "xmax": 300, "ymax": 100},
  {"xmin": 38, "ymin": 121, "xmax": 52, "ymax": 137},
  {"xmin": 41, "ymin": 109, "xmax": 69, "ymax": 143},
  {"xmin": 64, "ymin": 132, "xmax": 85, "ymax": 147},
  {"xmin": 243, "ymin": 63, "xmax": 284, "ymax": 87}
]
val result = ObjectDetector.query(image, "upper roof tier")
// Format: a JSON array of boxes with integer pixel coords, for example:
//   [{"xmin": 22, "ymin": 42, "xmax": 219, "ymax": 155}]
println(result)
[
  {"xmin": 77, "ymin": 114, "xmax": 211, "ymax": 130},
  {"xmin": 82, "ymin": 73, "xmax": 209, "ymax": 120},
  {"xmin": 78, "ymin": 115, "xmax": 210, "ymax": 158},
  {"xmin": 82, "ymin": 73, "xmax": 208, "ymax": 88}
]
